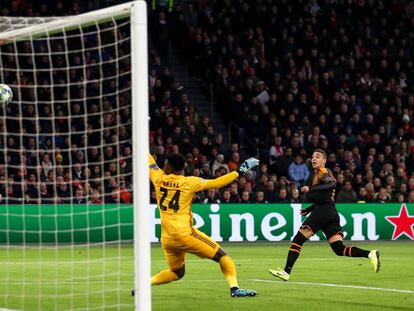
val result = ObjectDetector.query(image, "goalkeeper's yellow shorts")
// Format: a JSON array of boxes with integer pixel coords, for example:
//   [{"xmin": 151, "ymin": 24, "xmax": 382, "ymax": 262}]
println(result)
[{"xmin": 161, "ymin": 227, "xmax": 220, "ymax": 270}]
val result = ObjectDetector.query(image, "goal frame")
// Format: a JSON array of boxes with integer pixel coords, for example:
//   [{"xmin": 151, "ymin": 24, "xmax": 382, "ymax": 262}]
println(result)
[{"xmin": 131, "ymin": 2, "xmax": 151, "ymax": 311}]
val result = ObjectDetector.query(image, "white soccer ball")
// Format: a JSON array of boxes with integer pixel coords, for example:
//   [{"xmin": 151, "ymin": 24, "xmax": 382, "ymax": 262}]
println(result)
[{"xmin": 0, "ymin": 84, "xmax": 13, "ymax": 106}]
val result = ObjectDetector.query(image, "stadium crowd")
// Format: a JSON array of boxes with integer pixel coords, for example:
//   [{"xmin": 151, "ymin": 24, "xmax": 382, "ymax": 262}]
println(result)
[
  {"xmin": 0, "ymin": 1, "xmax": 137, "ymax": 204},
  {"xmin": 1, "ymin": 0, "xmax": 414, "ymax": 204},
  {"xmin": 162, "ymin": 0, "xmax": 414, "ymax": 204}
]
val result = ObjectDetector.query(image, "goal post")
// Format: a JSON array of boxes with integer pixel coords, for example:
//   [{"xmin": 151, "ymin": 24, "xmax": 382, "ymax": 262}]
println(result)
[
  {"xmin": 0, "ymin": 1, "xmax": 151, "ymax": 310},
  {"xmin": 131, "ymin": 1, "xmax": 151, "ymax": 311}
]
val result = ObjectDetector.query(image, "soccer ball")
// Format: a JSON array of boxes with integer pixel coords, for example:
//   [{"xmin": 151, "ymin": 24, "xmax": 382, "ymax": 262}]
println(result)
[{"xmin": 0, "ymin": 84, "xmax": 13, "ymax": 106}]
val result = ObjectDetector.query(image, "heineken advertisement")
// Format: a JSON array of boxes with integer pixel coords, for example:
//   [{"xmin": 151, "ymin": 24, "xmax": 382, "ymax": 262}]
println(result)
[
  {"xmin": 0, "ymin": 203, "xmax": 413, "ymax": 244},
  {"xmin": 152, "ymin": 203, "xmax": 414, "ymax": 242}
]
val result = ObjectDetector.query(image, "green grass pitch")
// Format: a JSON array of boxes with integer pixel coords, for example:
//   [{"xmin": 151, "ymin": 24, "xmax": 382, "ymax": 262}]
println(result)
[{"xmin": 0, "ymin": 241, "xmax": 413, "ymax": 310}]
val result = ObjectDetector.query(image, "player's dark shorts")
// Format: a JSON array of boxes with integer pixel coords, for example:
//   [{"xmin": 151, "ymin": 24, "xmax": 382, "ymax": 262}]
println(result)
[{"xmin": 301, "ymin": 203, "xmax": 343, "ymax": 240}]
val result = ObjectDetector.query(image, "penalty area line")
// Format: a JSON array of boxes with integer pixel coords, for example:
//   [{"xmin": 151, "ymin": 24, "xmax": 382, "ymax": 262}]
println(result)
[{"xmin": 252, "ymin": 279, "xmax": 414, "ymax": 294}]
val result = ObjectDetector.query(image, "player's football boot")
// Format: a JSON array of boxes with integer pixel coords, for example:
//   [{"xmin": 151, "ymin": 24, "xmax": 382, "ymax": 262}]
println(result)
[
  {"xmin": 131, "ymin": 289, "xmax": 135, "ymax": 296},
  {"xmin": 269, "ymin": 268, "xmax": 290, "ymax": 281},
  {"xmin": 369, "ymin": 250, "xmax": 380, "ymax": 273},
  {"xmin": 230, "ymin": 288, "xmax": 257, "ymax": 297}
]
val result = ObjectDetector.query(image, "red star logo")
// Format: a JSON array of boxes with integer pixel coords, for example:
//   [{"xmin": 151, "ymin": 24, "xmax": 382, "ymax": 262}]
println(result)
[{"xmin": 385, "ymin": 204, "xmax": 414, "ymax": 240}]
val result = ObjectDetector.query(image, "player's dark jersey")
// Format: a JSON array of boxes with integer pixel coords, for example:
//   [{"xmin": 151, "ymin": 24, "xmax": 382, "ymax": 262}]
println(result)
[
  {"xmin": 302, "ymin": 167, "xmax": 341, "ymax": 238},
  {"xmin": 304, "ymin": 167, "xmax": 336, "ymax": 205}
]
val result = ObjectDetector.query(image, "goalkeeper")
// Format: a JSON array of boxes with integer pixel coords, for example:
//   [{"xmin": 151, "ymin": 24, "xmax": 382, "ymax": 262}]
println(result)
[{"xmin": 132, "ymin": 154, "xmax": 259, "ymax": 298}]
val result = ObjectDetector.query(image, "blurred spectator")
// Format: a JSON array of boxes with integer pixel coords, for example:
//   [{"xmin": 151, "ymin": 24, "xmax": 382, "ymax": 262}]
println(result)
[
  {"xmin": 211, "ymin": 154, "xmax": 229, "ymax": 175},
  {"xmin": 227, "ymin": 152, "xmax": 240, "ymax": 172},
  {"xmin": 374, "ymin": 188, "xmax": 392, "ymax": 203},
  {"xmin": 228, "ymin": 183, "xmax": 241, "ymax": 203},
  {"xmin": 200, "ymin": 163, "xmax": 212, "ymax": 179},
  {"xmin": 203, "ymin": 189, "xmax": 220, "ymax": 204},
  {"xmin": 407, "ymin": 191, "xmax": 414, "ymax": 203},
  {"xmin": 357, "ymin": 187, "xmax": 371, "ymax": 203},
  {"xmin": 240, "ymin": 191, "xmax": 251, "ymax": 203},
  {"xmin": 89, "ymin": 189, "xmax": 103, "ymax": 204},
  {"xmin": 220, "ymin": 189, "xmax": 232, "ymax": 204},
  {"xmin": 336, "ymin": 181, "xmax": 357, "ymax": 203},
  {"xmin": 184, "ymin": 153, "xmax": 195, "ymax": 175},
  {"xmin": 255, "ymin": 191, "xmax": 267, "ymax": 204},
  {"xmin": 276, "ymin": 188, "xmax": 289, "ymax": 203},
  {"xmin": 72, "ymin": 188, "xmax": 86, "ymax": 204},
  {"xmin": 288, "ymin": 155, "xmax": 309, "ymax": 187},
  {"xmin": 255, "ymin": 174, "xmax": 269, "ymax": 193},
  {"xmin": 57, "ymin": 182, "xmax": 71, "ymax": 203},
  {"xmin": 395, "ymin": 193, "xmax": 405, "ymax": 204},
  {"xmin": 269, "ymin": 136, "xmax": 283, "ymax": 168},
  {"xmin": 264, "ymin": 181, "xmax": 277, "ymax": 203},
  {"xmin": 275, "ymin": 148, "xmax": 294, "ymax": 177},
  {"xmin": 119, "ymin": 179, "xmax": 132, "ymax": 203},
  {"xmin": 290, "ymin": 188, "xmax": 301, "ymax": 203}
]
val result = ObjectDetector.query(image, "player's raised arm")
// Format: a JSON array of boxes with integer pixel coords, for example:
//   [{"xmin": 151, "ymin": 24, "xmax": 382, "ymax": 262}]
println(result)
[
  {"xmin": 191, "ymin": 157, "xmax": 260, "ymax": 191},
  {"xmin": 194, "ymin": 171, "xmax": 239, "ymax": 191},
  {"xmin": 149, "ymin": 153, "xmax": 165, "ymax": 183}
]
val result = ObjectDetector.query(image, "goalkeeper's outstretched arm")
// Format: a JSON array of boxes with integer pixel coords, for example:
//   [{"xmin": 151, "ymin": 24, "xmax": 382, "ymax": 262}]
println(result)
[
  {"xmin": 198, "ymin": 157, "xmax": 260, "ymax": 191},
  {"xmin": 201, "ymin": 171, "xmax": 239, "ymax": 190}
]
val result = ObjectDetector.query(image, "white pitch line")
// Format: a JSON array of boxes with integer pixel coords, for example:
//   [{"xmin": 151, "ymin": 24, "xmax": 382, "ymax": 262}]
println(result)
[
  {"xmin": 252, "ymin": 279, "xmax": 414, "ymax": 294},
  {"xmin": 0, "ymin": 257, "xmax": 405, "ymax": 264},
  {"xmin": 1, "ymin": 278, "xmax": 413, "ymax": 296}
]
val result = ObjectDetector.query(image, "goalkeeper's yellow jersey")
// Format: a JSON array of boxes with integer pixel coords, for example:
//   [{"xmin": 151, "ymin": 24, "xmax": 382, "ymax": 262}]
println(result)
[{"xmin": 149, "ymin": 154, "xmax": 238, "ymax": 239}]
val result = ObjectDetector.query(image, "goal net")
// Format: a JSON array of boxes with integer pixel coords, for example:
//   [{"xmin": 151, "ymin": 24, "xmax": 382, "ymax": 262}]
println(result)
[{"xmin": 0, "ymin": 1, "xmax": 150, "ymax": 310}]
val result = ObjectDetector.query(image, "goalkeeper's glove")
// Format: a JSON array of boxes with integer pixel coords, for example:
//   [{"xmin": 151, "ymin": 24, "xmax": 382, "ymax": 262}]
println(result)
[{"xmin": 238, "ymin": 157, "xmax": 260, "ymax": 174}]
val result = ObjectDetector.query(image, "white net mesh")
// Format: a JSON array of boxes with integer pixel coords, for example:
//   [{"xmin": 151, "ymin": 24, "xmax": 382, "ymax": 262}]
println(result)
[
  {"xmin": 0, "ymin": 17, "xmax": 60, "ymax": 33},
  {"xmin": 0, "ymin": 6, "xmax": 135, "ymax": 310}
]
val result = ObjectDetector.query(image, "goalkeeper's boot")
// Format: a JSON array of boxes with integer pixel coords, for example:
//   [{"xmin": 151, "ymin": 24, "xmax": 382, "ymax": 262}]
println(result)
[
  {"xmin": 369, "ymin": 250, "xmax": 380, "ymax": 273},
  {"xmin": 230, "ymin": 287, "xmax": 257, "ymax": 298},
  {"xmin": 269, "ymin": 268, "xmax": 290, "ymax": 281},
  {"xmin": 131, "ymin": 289, "xmax": 135, "ymax": 296}
]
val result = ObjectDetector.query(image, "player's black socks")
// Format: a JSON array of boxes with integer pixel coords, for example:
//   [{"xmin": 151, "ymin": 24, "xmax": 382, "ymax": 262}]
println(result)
[
  {"xmin": 350, "ymin": 246, "xmax": 370, "ymax": 258},
  {"xmin": 284, "ymin": 232, "xmax": 307, "ymax": 274},
  {"xmin": 330, "ymin": 241, "xmax": 369, "ymax": 258}
]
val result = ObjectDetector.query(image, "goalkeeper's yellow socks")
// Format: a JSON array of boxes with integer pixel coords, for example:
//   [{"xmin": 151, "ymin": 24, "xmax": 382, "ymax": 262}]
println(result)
[
  {"xmin": 151, "ymin": 269, "xmax": 179, "ymax": 285},
  {"xmin": 219, "ymin": 255, "xmax": 239, "ymax": 288}
]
